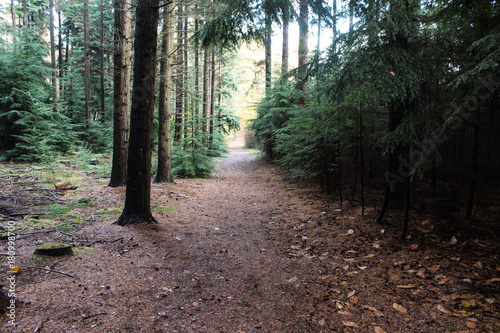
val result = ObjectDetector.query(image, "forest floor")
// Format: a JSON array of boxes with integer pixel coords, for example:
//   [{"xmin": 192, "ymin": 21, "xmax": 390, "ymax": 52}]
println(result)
[{"xmin": 0, "ymin": 137, "xmax": 499, "ymax": 332}]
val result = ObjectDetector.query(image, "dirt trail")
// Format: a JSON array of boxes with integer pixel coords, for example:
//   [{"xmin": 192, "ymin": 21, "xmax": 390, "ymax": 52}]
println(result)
[
  {"xmin": 12, "ymin": 139, "xmax": 322, "ymax": 332},
  {"xmin": 8, "ymin": 139, "xmax": 500, "ymax": 332}
]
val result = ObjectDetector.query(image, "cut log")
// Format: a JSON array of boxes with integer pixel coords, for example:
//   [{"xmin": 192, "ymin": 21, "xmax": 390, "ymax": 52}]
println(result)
[
  {"xmin": 34, "ymin": 243, "xmax": 73, "ymax": 256},
  {"xmin": 54, "ymin": 180, "xmax": 75, "ymax": 190}
]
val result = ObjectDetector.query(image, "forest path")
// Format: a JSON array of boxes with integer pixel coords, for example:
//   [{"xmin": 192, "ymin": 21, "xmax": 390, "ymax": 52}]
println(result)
[
  {"xmin": 16, "ymin": 138, "xmax": 328, "ymax": 332},
  {"xmin": 14, "ymin": 138, "xmax": 499, "ymax": 332},
  {"xmin": 144, "ymin": 138, "xmax": 319, "ymax": 331}
]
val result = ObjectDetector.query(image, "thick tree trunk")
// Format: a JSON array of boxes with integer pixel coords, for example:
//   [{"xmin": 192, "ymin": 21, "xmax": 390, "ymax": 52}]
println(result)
[
  {"xmin": 156, "ymin": 2, "xmax": 175, "ymax": 183},
  {"xmin": 116, "ymin": 0, "xmax": 160, "ymax": 226},
  {"xmin": 109, "ymin": 0, "xmax": 132, "ymax": 187},
  {"xmin": 83, "ymin": 0, "xmax": 92, "ymax": 125}
]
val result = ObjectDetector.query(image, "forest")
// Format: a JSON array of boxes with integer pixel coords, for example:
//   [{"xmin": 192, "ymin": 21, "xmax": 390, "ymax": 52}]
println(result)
[{"xmin": 0, "ymin": 0, "xmax": 499, "ymax": 331}]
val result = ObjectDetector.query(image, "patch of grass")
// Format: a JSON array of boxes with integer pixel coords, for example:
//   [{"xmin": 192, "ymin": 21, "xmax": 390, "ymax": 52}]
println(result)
[
  {"xmin": 151, "ymin": 205, "xmax": 174, "ymax": 212},
  {"xmin": 96, "ymin": 207, "xmax": 122, "ymax": 215},
  {"xmin": 46, "ymin": 197, "xmax": 95, "ymax": 217},
  {"xmin": 55, "ymin": 224, "xmax": 77, "ymax": 233},
  {"xmin": 25, "ymin": 218, "xmax": 58, "ymax": 228},
  {"xmin": 73, "ymin": 246, "xmax": 92, "ymax": 255}
]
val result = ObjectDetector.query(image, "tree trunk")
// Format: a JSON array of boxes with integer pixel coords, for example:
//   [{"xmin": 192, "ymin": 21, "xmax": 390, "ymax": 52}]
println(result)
[
  {"xmin": 298, "ymin": 0, "xmax": 308, "ymax": 96},
  {"xmin": 83, "ymin": 0, "xmax": 92, "ymax": 126},
  {"xmin": 99, "ymin": 0, "xmax": 106, "ymax": 122},
  {"xmin": 281, "ymin": 8, "xmax": 289, "ymax": 73},
  {"xmin": 109, "ymin": 0, "xmax": 132, "ymax": 187},
  {"xmin": 202, "ymin": 45, "xmax": 210, "ymax": 146},
  {"xmin": 174, "ymin": 5, "xmax": 184, "ymax": 143},
  {"xmin": 265, "ymin": 15, "xmax": 272, "ymax": 94},
  {"xmin": 116, "ymin": 0, "xmax": 160, "ymax": 226},
  {"xmin": 58, "ymin": 10, "xmax": 64, "ymax": 99},
  {"xmin": 11, "ymin": 0, "xmax": 16, "ymax": 41},
  {"xmin": 194, "ymin": 16, "xmax": 200, "ymax": 142},
  {"xmin": 208, "ymin": 47, "xmax": 216, "ymax": 150},
  {"xmin": 156, "ymin": 2, "xmax": 175, "ymax": 183},
  {"xmin": 49, "ymin": 0, "xmax": 58, "ymax": 112}
]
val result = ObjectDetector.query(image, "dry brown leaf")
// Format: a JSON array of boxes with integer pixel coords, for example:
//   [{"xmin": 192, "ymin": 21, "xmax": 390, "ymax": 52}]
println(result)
[
  {"xmin": 365, "ymin": 306, "xmax": 378, "ymax": 312},
  {"xmin": 347, "ymin": 290, "xmax": 356, "ymax": 298},
  {"xmin": 342, "ymin": 321, "xmax": 358, "ymax": 328},
  {"xmin": 474, "ymin": 261, "xmax": 483, "ymax": 269},
  {"xmin": 318, "ymin": 318, "xmax": 326, "ymax": 326},
  {"xmin": 374, "ymin": 327, "xmax": 387, "ymax": 333},
  {"xmin": 364, "ymin": 253, "xmax": 375, "ymax": 259},
  {"xmin": 416, "ymin": 268, "xmax": 426, "ymax": 279},
  {"xmin": 437, "ymin": 304, "xmax": 452, "ymax": 315},
  {"xmin": 409, "ymin": 243, "xmax": 419, "ymax": 250},
  {"xmin": 485, "ymin": 278, "xmax": 500, "ymax": 284},
  {"xmin": 392, "ymin": 303, "xmax": 407, "ymax": 314}
]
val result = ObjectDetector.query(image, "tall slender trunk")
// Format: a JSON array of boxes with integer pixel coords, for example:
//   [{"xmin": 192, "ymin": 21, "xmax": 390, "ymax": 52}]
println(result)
[
  {"xmin": 109, "ymin": 0, "xmax": 132, "ymax": 187},
  {"xmin": 208, "ymin": 47, "xmax": 216, "ymax": 150},
  {"xmin": 298, "ymin": 0, "xmax": 309, "ymax": 97},
  {"xmin": 156, "ymin": 2, "xmax": 175, "ymax": 183},
  {"xmin": 202, "ymin": 45, "xmax": 210, "ymax": 146},
  {"xmin": 100, "ymin": 0, "xmax": 106, "ymax": 122},
  {"xmin": 49, "ymin": 0, "xmax": 58, "ymax": 112},
  {"xmin": 194, "ymin": 17, "xmax": 200, "ymax": 141},
  {"xmin": 84, "ymin": 0, "xmax": 92, "ymax": 125},
  {"xmin": 265, "ymin": 15, "xmax": 272, "ymax": 94},
  {"xmin": 174, "ymin": 5, "xmax": 184, "ymax": 143},
  {"xmin": 11, "ymin": 0, "xmax": 16, "ymax": 40},
  {"xmin": 282, "ymin": 9, "xmax": 289, "ymax": 73},
  {"xmin": 58, "ymin": 10, "xmax": 64, "ymax": 99},
  {"xmin": 116, "ymin": 0, "xmax": 160, "ymax": 226}
]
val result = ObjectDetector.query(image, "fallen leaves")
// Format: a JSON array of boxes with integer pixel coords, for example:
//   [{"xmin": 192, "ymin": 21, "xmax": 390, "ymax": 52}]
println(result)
[
  {"xmin": 342, "ymin": 321, "xmax": 359, "ymax": 328},
  {"xmin": 392, "ymin": 303, "xmax": 407, "ymax": 314}
]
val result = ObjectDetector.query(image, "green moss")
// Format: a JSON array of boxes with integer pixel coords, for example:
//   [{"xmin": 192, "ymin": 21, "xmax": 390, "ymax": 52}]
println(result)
[
  {"xmin": 73, "ymin": 246, "xmax": 93, "ymax": 254},
  {"xmin": 151, "ymin": 205, "xmax": 174, "ymax": 212},
  {"xmin": 96, "ymin": 207, "xmax": 122, "ymax": 215},
  {"xmin": 36, "ymin": 242, "xmax": 70, "ymax": 250},
  {"xmin": 25, "ymin": 218, "xmax": 57, "ymax": 228},
  {"xmin": 55, "ymin": 224, "xmax": 77, "ymax": 233}
]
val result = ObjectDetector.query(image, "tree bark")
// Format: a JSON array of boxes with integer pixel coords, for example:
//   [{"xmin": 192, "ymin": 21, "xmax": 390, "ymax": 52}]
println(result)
[
  {"xmin": 174, "ymin": 5, "xmax": 184, "ymax": 143},
  {"xmin": 202, "ymin": 45, "xmax": 210, "ymax": 146},
  {"xmin": 83, "ymin": 0, "xmax": 92, "ymax": 125},
  {"xmin": 156, "ymin": 2, "xmax": 175, "ymax": 183},
  {"xmin": 208, "ymin": 47, "xmax": 216, "ymax": 150},
  {"xmin": 11, "ymin": 0, "xmax": 16, "ymax": 40},
  {"xmin": 99, "ymin": 0, "xmax": 106, "ymax": 122},
  {"xmin": 298, "ymin": 0, "xmax": 308, "ymax": 96},
  {"xmin": 281, "ymin": 7, "xmax": 289, "ymax": 73},
  {"xmin": 49, "ymin": 0, "xmax": 58, "ymax": 112},
  {"xmin": 109, "ymin": 0, "xmax": 132, "ymax": 187},
  {"xmin": 116, "ymin": 0, "xmax": 160, "ymax": 225},
  {"xmin": 265, "ymin": 15, "xmax": 272, "ymax": 94}
]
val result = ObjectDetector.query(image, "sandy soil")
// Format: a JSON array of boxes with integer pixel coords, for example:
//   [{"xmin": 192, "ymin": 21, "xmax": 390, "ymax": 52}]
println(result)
[{"xmin": 1, "ymin": 139, "xmax": 499, "ymax": 332}]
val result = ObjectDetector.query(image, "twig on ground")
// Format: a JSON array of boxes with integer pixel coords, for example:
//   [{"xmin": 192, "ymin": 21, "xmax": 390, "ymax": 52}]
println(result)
[
  {"xmin": 82, "ymin": 312, "xmax": 107, "ymax": 319},
  {"xmin": 0, "ymin": 264, "xmax": 75, "ymax": 278},
  {"xmin": 32, "ymin": 320, "xmax": 43, "ymax": 333}
]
